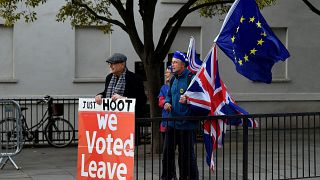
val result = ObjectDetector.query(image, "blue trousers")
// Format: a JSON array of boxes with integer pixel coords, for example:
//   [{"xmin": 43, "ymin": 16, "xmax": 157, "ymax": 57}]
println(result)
[{"xmin": 161, "ymin": 127, "xmax": 199, "ymax": 180}]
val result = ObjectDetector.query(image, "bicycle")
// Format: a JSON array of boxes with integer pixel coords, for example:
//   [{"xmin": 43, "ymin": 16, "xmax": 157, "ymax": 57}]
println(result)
[{"xmin": 0, "ymin": 95, "xmax": 74, "ymax": 148}]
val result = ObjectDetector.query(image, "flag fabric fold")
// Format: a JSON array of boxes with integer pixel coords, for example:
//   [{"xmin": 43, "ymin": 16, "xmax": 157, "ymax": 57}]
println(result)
[
  {"xmin": 214, "ymin": 0, "xmax": 290, "ymax": 83},
  {"xmin": 185, "ymin": 44, "xmax": 257, "ymax": 171},
  {"xmin": 187, "ymin": 36, "xmax": 203, "ymax": 74}
]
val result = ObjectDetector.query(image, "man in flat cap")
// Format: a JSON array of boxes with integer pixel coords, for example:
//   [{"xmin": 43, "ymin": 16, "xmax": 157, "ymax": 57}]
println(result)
[
  {"xmin": 95, "ymin": 53, "xmax": 147, "ymax": 119},
  {"xmin": 162, "ymin": 51, "xmax": 199, "ymax": 180}
]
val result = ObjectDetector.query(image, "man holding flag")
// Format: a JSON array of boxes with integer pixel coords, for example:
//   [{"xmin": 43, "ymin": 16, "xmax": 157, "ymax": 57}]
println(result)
[
  {"xmin": 184, "ymin": 0, "xmax": 289, "ymax": 172},
  {"xmin": 185, "ymin": 44, "xmax": 257, "ymax": 171},
  {"xmin": 162, "ymin": 51, "xmax": 199, "ymax": 180}
]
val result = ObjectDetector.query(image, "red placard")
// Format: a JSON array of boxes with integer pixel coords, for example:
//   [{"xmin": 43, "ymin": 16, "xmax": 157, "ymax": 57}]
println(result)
[{"xmin": 77, "ymin": 98, "xmax": 135, "ymax": 180}]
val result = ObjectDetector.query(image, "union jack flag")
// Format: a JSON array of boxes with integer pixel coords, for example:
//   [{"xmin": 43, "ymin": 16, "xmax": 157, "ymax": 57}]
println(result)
[
  {"xmin": 185, "ymin": 44, "xmax": 257, "ymax": 171},
  {"xmin": 187, "ymin": 36, "xmax": 203, "ymax": 74}
]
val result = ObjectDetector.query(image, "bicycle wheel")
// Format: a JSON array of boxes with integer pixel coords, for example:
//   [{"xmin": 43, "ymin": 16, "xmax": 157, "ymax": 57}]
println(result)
[
  {"xmin": 0, "ymin": 118, "xmax": 19, "ymax": 149},
  {"xmin": 44, "ymin": 118, "xmax": 74, "ymax": 148}
]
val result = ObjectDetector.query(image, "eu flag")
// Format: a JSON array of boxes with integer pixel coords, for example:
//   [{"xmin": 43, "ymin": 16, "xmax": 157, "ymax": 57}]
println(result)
[{"xmin": 214, "ymin": 0, "xmax": 290, "ymax": 83}]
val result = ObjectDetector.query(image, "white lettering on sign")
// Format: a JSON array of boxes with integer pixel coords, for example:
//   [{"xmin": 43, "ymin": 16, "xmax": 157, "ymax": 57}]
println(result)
[
  {"xmin": 81, "ymin": 154, "xmax": 127, "ymax": 179},
  {"xmin": 86, "ymin": 131, "xmax": 134, "ymax": 157},
  {"xmin": 96, "ymin": 113, "xmax": 117, "ymax": 131}
]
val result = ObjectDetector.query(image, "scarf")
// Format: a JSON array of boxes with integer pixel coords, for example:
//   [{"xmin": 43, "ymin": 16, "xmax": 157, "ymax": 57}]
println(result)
[{"xmin": 106, "ymin": 69, "xmax": 126, "ymax": 98}]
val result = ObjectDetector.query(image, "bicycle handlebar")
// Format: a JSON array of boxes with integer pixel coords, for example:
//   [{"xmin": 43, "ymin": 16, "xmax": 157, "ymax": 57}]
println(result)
[{"xmin": 36, "ymin": 95, "xmax": 53, "ymax": 104}]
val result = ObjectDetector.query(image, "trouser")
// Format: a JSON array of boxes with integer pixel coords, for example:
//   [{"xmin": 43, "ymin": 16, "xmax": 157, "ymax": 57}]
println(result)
[{"xmin": 161, "ymin": 127, "xmax": 199, "ymax": 180}]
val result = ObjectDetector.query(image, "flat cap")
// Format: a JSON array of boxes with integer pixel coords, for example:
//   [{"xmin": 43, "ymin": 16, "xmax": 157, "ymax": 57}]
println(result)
[{"xmin": 106, "ymin": 53, "xmax": 127, "ymax": 64}]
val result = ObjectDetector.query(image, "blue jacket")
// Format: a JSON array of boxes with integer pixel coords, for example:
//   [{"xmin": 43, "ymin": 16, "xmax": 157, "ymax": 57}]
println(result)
[{"xmin": 165, "ymin": 69, "xmax": 198, "ymax": 129}]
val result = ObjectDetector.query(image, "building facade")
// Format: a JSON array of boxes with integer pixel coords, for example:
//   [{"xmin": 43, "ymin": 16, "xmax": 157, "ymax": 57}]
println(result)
[{"xmin": 0, "ymin": 0, "xmax": 319, "ymax": 113}]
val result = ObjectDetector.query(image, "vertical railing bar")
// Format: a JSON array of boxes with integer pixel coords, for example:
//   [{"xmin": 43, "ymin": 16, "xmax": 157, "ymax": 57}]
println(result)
[
  {"xmin": 150, "ymin": 119, "xmax": 156, "ymax": 179},
  {"xmin": 236, "ymin": 123, "xmax": 238, "ymax": 180},
  {"xmin": 242, "ymin": 116, "xmax": 248, "ymax": 180},
  {"xmin": 36, "ymin": 98, "xmax": 39, "ymax": 144},
  {"xmin": 30, "ymin": 99, "xmax": 33, "ymax": 144},
  {"xmin": 202, "ymin": 120, "xmax": 205, "ymax": 180},
  {"xmin": 69, "ymin": 98, "xmax": 77, "ymax": 143},
  {"xmin": 136, "ymin": 131, "xmax": 139, "ymax": 180},
  {"xmin": 230, "ymin": 121, "xmax": 232, "ymax": 180},
  {"xmin": 62, "ymin": 99, "xmax": 65, "ymax": 144},
  {"xmin": 223, "ymin": 120, "xmax": 225, "ymax": 180},
  {"xmin": 277, "ymin": 116, "xmax": 281, "ymax": 179},
  {"xmin": 23, "ymin": 98, "xmax": 28, "ymax": 143},
  {"xmin": 67, "ymin": 99, "xmax": 71, "ymax": 143},
  {"xmin": 290, "ymin": 115, "xmax": 292, "ymax": 179},
  {"xmin": 302, "ymin": 115, "xmax": 305, "ymax": 178},
  {"xmin": 74, "ymin": 99, "xmax": 77, "ymax": 142},
  {"xmin": 308, "ymin": 115, "xmax": 311, "ymax": 177},
  {"xmin": 215, "ymin": 119, "xmax": 218, "ymax": 180},
  {"xmin": 296, "ymin": 115, "xmax": 298, "ymax": 178},
  {"xmin": 41, "ymin": 99, "xmax": 45, "ymax": 142},
  {"xmin": 265, "ymin": 117, "xmax": 268, "ymax": 180},
  {"xmin": 174, "ymin": 119, "xmax": 176, "ymax": 180},
  {"xmin": 252, "ymin": 117, "xmax": 255, "ymax": 180},
  {"xmin": 314, "ymin": 114, "xmax": 316, "ymax": 176},
  {"xmin": 143, "ymin": 125, "xmax": 146, "ymax": 180},
  {"xmin": 259, "ymin": 117, "xmax": 261, "ymax": 180},
  {"xmin": 284, "ymin": 116, "xmax": 287, "ymax": 179},
  {"xmin": 151, "ymin": 120, "xmax": 154, "ymax": 180},
  {"xmin": 158, "ymin": 117, "xmax": 161, "ymax": 180},
  {"xmin": 272, "ymin": 116, "xmax": 274, "ymax": 179}
]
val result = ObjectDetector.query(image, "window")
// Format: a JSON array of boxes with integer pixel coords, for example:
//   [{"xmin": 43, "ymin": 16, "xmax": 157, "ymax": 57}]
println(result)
[
  {"xmin": 74, "ymin": 26, "xmax": 111, "ymax": 82},
  {"xmin": 271, "ymin": 27, "xmax": 289, "ymax": 82},
  {"xmin": 0, "ymin": 25, "xmax": 16, "ymax": 83}
]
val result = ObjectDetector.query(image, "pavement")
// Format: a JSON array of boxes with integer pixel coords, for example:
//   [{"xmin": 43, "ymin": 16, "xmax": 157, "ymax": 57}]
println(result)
[{"xmin": 0, "ymin": 146, "xmax": 77, "ymax": 180}]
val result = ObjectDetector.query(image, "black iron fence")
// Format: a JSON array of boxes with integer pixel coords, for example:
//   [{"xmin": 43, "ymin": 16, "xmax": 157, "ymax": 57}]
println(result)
[
  {"xmin": 0, "ymin": 98, "xmax": 79, "ymax": 145},
  {"xmin": 1, "ymin": 98, "xmax": 320, "ymax": 179},
  {"xmin": 135, "ymin": 113, "xmax": 320, "ymax": 180}
]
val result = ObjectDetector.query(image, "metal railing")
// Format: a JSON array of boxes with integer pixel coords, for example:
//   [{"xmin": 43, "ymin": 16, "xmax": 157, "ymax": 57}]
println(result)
[
  {"xmin": 0, "ymin": 100, "xmax": 23, "ymax": 169},
  {"xmin": 135, "ymin": 112, "xmax": 320, "ymax": 180},
  {"xmin": 0, "ymin": 98, "xmax": 319, "ymax": 179},
  {"xmin": 0, "ymin": 98, "xmax": 78, "ymax": 145}
]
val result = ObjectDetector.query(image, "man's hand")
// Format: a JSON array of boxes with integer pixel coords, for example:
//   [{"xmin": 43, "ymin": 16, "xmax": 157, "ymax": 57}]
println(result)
[
  {"xmin": 95, "ymin": 95, "xmax": 103, "ymax": 105},
  {"xmin": 179, "ymin": 95, "xmax": 188, "ymax": 104},
  {"xmin": 164, "ymin": 103, "xmax": 172, "ymax": 112},
  {"xmin": 111, "ymin": 93, "xmax": 125, "ymax": 101}
]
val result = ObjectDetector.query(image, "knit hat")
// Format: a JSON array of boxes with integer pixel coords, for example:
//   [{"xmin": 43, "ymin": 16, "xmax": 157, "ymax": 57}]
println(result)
[{"xmin": 173, "ymin": 51, "xmax": 189, "ymax": 66}]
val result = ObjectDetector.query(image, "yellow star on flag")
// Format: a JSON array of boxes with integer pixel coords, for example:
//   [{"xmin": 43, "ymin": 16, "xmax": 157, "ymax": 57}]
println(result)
[
  {"xmin": 238, "ymin": 59, "xmax": 243, "ymax": 66},
  {"xmin": 231, "ymin": 36, "xmax": 236, "ymax": 43},
  {"xmin": 256, "ymin": 21, "xmax": 262, "ymax": 28},
  {"xmin": 244, "ymin": 54, "xmax": 249, "ymax": 62},
  {"xmin": 240, "ymin": 16, "xmax": 245, "ymax": 23},
  {"xmin": 249, "ymin": 17, "xmax": 255, "ymax": 23},
  {"xmin": 261, "ymin": 32, "xmax": 267, "ymax": 37},
  {"xmin": 236, "ymin": 26, "xmax": 240, "ymax": 33},
  {"xmin": 250, "ymin": 48, "xmax": 257, "ymax": 55},
  {"xmin": 257, "ymin": 39, "xmax": 264, "ymax": 45}
]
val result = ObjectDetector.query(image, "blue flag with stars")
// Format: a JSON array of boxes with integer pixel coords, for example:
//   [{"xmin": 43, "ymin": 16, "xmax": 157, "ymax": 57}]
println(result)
[{"xmin": 214, "ymin": 0, "xmax": 290, "ymax": 83}]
